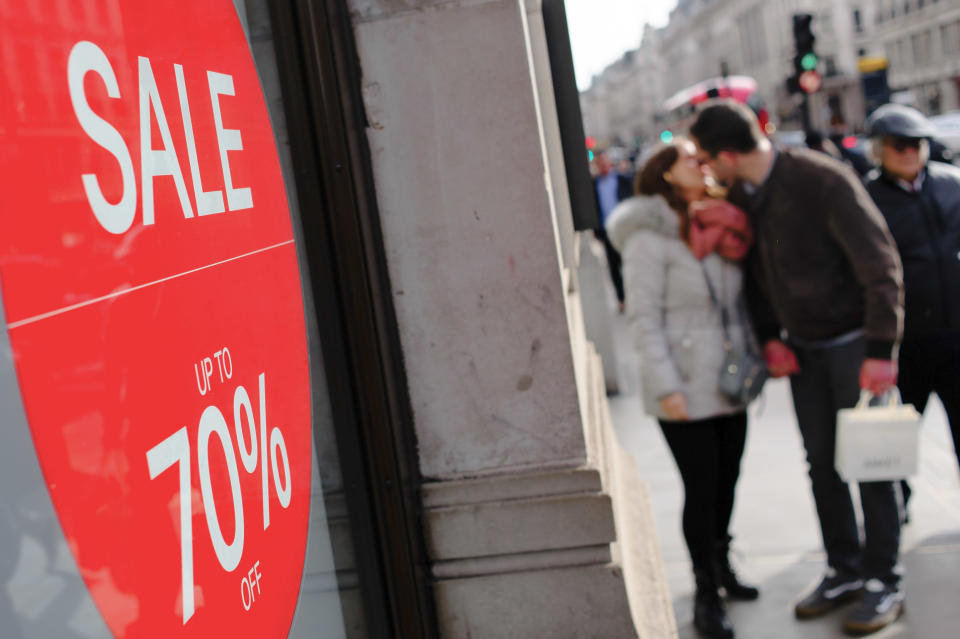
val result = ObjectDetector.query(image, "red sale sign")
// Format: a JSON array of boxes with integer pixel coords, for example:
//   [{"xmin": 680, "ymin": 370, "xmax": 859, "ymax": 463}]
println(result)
[{"xmin": 0, "ymin": 3, "xmax": 311, "ymax": 637}]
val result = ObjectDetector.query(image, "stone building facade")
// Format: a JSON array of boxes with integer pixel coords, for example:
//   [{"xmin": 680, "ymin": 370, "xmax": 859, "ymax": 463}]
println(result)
[
  {"xmin": 582, "ymin": 0, "xmax": 960, "ymax": 146},
  {"xmin": 859, "ymin": 0, "xmax": 960, "ymax": 114}
]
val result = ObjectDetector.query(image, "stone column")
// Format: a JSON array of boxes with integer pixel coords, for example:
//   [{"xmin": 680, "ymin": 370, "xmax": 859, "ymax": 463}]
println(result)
[{"xmin": 347, "ymin": 1, "xmax": 674, "ymax": 636}]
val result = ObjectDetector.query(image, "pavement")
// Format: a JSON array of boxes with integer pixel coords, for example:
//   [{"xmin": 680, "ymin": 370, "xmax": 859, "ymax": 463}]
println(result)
[{"xmin": 606, "ymin": 310, "xmax": 960, "ymax": 639}]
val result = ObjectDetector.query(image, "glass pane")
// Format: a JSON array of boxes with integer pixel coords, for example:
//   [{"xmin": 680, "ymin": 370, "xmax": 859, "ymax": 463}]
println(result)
[
  {"xmin": 0, "ymin": 0, "xmax": 365, "ymax": 636},
  {"xmin": 234, "ymin": 1, "xmax": 368, "ymax": 637}
]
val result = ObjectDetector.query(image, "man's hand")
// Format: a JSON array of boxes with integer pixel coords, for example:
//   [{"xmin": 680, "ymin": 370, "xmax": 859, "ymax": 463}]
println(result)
[
  {"xmin": 764, "ymin": 339, "xmax": 800, "ymax": 378},
  {"xmin": 660, "ymin": 392, "xmax": 689, "ymax": 421},
  {"xmin": 859, "ymin": 358, "xmax": 898, "ymax": 395}
]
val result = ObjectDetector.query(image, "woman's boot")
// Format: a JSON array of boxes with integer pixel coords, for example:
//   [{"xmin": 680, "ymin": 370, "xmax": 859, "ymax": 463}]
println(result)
[
  {"xmin": 693, "ymin": 569, "xmax": 735, "ymax": 639},
  {"xmin": 714, "ymin": 537, "xmax": 759, "ymax": 600}
]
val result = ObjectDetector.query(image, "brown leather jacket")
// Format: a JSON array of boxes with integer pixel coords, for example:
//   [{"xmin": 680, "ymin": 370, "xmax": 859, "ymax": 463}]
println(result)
[{"xmin": 729, "ymin": 148, "xmax": 904, "ymax": 359}]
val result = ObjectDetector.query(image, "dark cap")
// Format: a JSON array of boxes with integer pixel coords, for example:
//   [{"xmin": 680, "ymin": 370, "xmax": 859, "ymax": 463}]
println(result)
[{"xmin": 866, "ymin": 104, "xmax": 936, "ymax": 139}]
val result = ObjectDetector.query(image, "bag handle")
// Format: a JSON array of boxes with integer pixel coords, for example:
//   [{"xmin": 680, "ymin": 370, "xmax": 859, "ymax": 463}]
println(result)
[{"xmin": 855, "ymin": 388, "xmax": 904, "ymax": 410}]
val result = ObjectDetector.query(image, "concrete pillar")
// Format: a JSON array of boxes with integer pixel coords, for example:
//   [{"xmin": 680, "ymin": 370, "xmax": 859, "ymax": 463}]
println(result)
[
  {"xmin": 515, "ymin": 0, "xmax": 619, "ymax": 395},
  {"xmin": 577, "ymin": 235, "xmax": 621, "ymax": 395},
  {"xmin": 346, "ymin": 1, "xmax": 674, "ymax": 636}
]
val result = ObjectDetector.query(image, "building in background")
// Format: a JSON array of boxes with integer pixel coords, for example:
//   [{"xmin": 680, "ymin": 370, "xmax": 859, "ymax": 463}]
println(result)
[
  {"xmin": 581, "ymin": 0, "xmax": 960, "ymax": 149},
  {"xmin": 860, "ymin": 0, "xmax": 960, "ymax": 115},
  {"xmin": 580, "ymin": 25, "xmax": 664, "ymax": 149}
]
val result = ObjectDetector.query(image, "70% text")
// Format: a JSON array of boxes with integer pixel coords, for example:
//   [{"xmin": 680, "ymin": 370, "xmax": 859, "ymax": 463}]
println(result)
[{"xmin": 146, "ymin": 373, "xmax": 291, "ymax": 624}]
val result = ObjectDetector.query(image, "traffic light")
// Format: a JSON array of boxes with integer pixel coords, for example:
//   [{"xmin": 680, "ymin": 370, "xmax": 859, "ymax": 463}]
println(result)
[
  {"xmin": 789, "ymin": 13, "xmax": 821, "ymax": 94},
  {"xmin": 793, "ymin": 14, "xmax": 816, "ymax": 73}
]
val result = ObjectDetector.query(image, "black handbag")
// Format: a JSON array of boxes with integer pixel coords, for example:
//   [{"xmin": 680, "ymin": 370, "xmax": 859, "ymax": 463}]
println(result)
[{"xmin": 701, "ymin": 264, "xmax": 769, "ymax": 404}]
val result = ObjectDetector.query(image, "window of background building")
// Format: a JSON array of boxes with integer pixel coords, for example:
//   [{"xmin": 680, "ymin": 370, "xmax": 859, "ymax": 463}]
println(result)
[
  {"xmin": 943, "ymin": 21, "xmax": 960, "ymax": 55},
  {"xmin": 737, "ymin": 10, "xmax": 767, "ymax": 68},
  {"xmin": 904, "ymin": 1, "xmax": 910, "ymax": 14},
  {"xmin": 912, "ymin": 30, "xmax": 932, "ymax": 65},
  {"xmin": 828, "ymin": 94, "xmax": 844, "ymax": 126},
  {"xmin": 854, "ymin": 8, "xmax": 863, "ymax": 33},
  {"xmin": 819, "ymin": 11, "xmax": 834, "ymax": 38},
  {"xmin": 927, "ymin": 83, "xmax": 942, "ymax": 114},
  {"xmin": 825, "ymin": 55, "xmax": 838, "ymax": 76}
]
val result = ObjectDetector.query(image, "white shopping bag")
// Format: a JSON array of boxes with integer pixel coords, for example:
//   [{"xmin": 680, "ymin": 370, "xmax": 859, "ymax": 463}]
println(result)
[{"xmin": 835, "ymin": 390, "xmax": 921, "ymax": 482}]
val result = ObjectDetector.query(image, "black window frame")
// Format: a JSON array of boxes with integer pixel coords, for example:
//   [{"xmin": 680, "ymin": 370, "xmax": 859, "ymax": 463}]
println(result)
[{"xmin": 266, "ymin": 2, "xmax": 438, "ymax": 637}]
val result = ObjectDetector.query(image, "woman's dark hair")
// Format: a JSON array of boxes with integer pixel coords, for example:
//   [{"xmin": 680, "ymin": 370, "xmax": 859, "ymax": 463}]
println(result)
[{"xmin": 636, "ymin": 140, "xmax": 691, "ymax": 239}]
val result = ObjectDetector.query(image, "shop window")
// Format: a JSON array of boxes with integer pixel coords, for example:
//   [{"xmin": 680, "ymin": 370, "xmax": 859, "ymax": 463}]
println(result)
[{"xmin": 825, "ymin": 56, "xmax": 839, "ymax": 77}]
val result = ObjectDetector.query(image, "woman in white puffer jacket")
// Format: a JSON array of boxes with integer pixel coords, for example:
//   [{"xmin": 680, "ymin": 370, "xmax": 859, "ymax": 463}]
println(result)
[{"xmin": 606, "ymin": 138, "xmax": 762, "ymax": 639}]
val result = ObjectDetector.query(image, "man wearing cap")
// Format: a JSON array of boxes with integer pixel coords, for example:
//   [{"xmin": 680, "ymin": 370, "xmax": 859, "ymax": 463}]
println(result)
[{"xmin": 866, "ymin": 105, "xmax": 960, "ymax": 484}]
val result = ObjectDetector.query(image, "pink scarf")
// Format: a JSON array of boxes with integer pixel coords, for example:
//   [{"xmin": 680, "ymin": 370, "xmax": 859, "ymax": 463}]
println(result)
[{"xmin": 687, "ymin": 199, "xmax": 753, "ymax": 261}]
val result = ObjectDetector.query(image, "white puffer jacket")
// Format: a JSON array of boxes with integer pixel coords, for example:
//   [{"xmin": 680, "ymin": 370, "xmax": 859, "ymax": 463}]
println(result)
[{"xmin": 606, "ymin": 196, "xmax": 754, "ymax": 421}]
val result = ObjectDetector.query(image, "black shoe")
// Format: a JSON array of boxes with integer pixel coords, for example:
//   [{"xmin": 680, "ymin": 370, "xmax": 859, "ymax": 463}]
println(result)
[
  {"xmin": 841, "ymin": 579, "xmax": 904, "ymax": 635},
  {"xmin": 715, "ymin": 557, "xmax": 759, "ymax": 601},
  {"xmin": 693, "ymin": 571, "xmax": 735, "ymax": 639},
  {"xmin": 719, "ymin": 570, "xmax": 759, "ymax": 601},
  {"xmin": 794, "ymin": 570, "xmax": 863, "ymax": 619},
  {"xmin": 714, "ymin": 537, "xmax": 759, "ymax": 601}
]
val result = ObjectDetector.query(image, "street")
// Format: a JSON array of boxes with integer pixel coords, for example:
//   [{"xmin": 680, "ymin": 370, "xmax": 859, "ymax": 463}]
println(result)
[{"xmin": 607, "ymin": 309, "xmax": 960, "ymax": 638}]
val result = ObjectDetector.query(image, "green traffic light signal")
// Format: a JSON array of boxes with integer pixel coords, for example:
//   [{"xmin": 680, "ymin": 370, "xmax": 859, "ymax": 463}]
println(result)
[
  {"xmin": 660, "ymin": 130, "xmax": 674, "ymax": 143},
  {"xmin": 801, "ymin": 52, "xmax": 818, "ymax": 70}
]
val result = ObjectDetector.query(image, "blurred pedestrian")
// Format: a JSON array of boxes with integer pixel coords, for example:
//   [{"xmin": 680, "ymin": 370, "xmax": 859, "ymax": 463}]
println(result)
[
  {"xmin": 593, "ymin": 150, "xmax": 632, "ymax": 312},
  {"xmin": 865, "ymin": 104, "xmax": 960, "ymax": 492},
  {"xmin": 828, "ymin": 132, "xmax": 874, "ymax": 178},
  {"xmin": 691, "ymin": 100, "xmax": 906, "ymax": 636},
  {"xmin": 606, "ymin": 138, "xmax": 760, "ymax": 639},
  {"xmin": 616, "ymin": 153, "xmax": 636, "ymax": 179},
  {"xmin": 805, "ymin": 130, "xmax": 843, "ymax": 161}
]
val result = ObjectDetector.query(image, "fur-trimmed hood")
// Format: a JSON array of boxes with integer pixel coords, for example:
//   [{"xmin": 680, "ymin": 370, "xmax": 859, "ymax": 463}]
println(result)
[{"xmin": 604, "ymin": 195, "xmax": 678, "ymax": 252}]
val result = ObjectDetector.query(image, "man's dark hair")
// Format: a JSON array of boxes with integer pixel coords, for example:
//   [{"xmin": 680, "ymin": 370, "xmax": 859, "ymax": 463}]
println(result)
[{"xmin": 689, "ymin": 99, "xmax": 764, "ymax": 156}]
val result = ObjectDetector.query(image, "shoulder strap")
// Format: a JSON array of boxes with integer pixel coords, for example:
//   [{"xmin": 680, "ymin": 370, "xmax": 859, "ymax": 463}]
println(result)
[{"xmin": 700, "ymin": 261, "xmax": 731, "ymax": 342}]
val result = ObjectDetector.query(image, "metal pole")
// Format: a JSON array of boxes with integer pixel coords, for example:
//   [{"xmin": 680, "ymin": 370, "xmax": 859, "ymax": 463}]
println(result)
[{"xmin": 801, "ymin": 94, "xmax": 811, "ymax": 131}]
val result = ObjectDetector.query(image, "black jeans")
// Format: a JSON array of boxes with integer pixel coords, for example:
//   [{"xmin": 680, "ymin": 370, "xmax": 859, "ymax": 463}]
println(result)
[
  {"xmin": 789, "ymin": 336, "xmax": 901, "ymax": 584},
  {"xmin": 659, "ymin": 412, "xmax": 748, "ymax": 573},
  {"xmin": 898, "ymin": 332, "xmax": 960, "ymax": 473}
]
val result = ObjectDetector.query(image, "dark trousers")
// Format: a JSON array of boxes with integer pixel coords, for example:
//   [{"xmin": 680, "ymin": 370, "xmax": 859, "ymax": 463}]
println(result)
[
  {"xmin": 789, "ymin": 336, "xmax": 901, "ymax": 584},
  {"xmin": 594, "ymin": 227, "xmax": 625, "ymax": 304},
  {"xmin": 658, "ymin": 412, "xmax": 748, "ymax": 572},
  {"xmin": 898, "ymin": 333, "xmax": 960, "ymax": 473}
]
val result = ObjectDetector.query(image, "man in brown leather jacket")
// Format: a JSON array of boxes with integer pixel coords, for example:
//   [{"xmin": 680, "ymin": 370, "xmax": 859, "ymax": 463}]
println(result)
[{"xmin": 690, "ymin": 100, "xmax": 905, "ymax": 636}]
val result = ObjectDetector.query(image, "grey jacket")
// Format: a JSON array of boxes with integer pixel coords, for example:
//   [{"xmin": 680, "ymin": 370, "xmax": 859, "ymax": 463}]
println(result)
[{"xmin": 607, "ymin": 196, "xmax": 753, "ymax": 421}]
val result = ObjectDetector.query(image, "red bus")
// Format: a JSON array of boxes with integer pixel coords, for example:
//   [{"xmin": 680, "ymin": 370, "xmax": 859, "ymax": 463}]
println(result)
[{"xmin": 661, "ymin": 75, "xmax": 771, "ymax": 136}]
